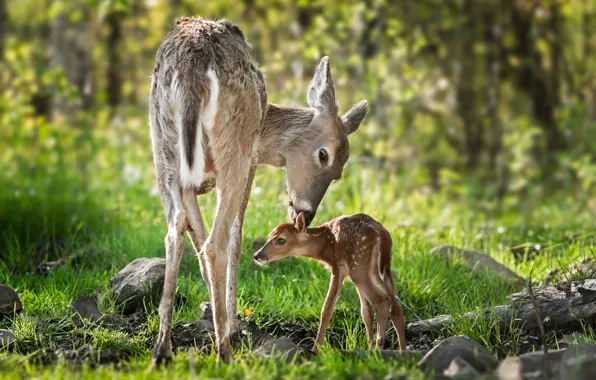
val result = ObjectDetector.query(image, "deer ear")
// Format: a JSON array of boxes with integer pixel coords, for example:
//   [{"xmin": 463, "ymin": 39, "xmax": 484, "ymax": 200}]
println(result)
[
  {"xmin": 341, "ymin": 100, "xmax": 368, "ymax": 135},
  {"xmin": 295, "ymin": 213, "xmax": 307, "ymax": 232},
  {"xmin": 307, "ymin": 56, "xmax": 338, "ymax": 115}
]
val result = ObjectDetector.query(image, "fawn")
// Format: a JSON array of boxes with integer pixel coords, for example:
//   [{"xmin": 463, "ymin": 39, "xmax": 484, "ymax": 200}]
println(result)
[{"xmin": 254, "ymin": 213, "xmax": 407, "ymax": 353}]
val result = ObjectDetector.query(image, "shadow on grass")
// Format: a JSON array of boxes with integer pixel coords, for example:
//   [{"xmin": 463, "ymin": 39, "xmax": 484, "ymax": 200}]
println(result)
[{"xmin": 0, "ymin": 172, "xmax": 118, "ymax": 274}]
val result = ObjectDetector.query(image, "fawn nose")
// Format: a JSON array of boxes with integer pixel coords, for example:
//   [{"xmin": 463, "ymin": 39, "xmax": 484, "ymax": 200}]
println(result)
[{"xmin": 253, "ymin": 250, "xmax": 265, "ymax": 263}]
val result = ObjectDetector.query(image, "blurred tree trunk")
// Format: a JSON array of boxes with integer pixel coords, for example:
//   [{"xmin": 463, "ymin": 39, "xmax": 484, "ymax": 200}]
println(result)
[
  {"xmin": 456, "ymin": 0, "xmax": 483, "ymax": 170},
  {"xmin": 0, "ymin": 0, "xmax": 7, "ymax": 61},
  {"xmin": 169, "ymin": 0, "xmax": 181, "ymax": 25},
  {"xmin": 509, "ymin": 2, "xmax": 565, "ymax": 154},
  {"xmin": 51, "ymin": 4, "xmax": 93, "ymax": 116},
  {"xmin": 106, "ymin": 9, "xmax": 123, "ymax": 115}
]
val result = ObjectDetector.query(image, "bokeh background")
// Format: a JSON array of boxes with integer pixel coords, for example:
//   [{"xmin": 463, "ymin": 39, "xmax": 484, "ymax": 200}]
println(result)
[{"xmin": 1, "ymin": 0, "xmax": 595, "ymax": 272}]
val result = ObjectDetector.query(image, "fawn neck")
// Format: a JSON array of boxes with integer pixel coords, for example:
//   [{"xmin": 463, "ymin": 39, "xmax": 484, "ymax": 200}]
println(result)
[
  {"xmin": 303, "ymin": 226, "xmax": 336, "ymax": 265},
  {"xmin": 257, "ymin": 103, "xmax": 315, "ymax": 166}
]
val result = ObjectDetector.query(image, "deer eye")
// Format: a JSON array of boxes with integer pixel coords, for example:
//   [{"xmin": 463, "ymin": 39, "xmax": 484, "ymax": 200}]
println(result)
[
  {"xmin": 318, "ymin": 148, "xmax": 328, "ymax": 162},
  {"xmin": 277, "ymin": 238, "xmax": 286, "ymax": 245}
]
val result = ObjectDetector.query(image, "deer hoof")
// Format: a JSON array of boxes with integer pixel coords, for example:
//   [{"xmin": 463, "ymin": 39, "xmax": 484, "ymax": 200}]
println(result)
[
  {"xmin": 217, "ymin": 339, "xmax": 232, "ymax": 364},
  {"xmin": 152, "ymin": 338, "xmax": 173, "ymax": 368}
]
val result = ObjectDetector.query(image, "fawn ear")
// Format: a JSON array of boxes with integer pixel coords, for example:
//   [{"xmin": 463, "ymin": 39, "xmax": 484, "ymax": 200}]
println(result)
[
  {"xmin": 341, "ymin": 100, "xmax": 368, "ymax": 135},
  {"xmin": 295, "ymin": 213, "xmax": 307, "ymax": 232},
  {"xmin": 307, "ymin": 56, "xmax": 338, "ymax": 115}
]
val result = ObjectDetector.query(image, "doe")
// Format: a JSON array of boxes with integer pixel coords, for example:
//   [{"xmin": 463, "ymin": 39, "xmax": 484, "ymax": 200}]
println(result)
[{"xmin": 254, "ymin": 213, "xmax": 407, "ymax": 353}]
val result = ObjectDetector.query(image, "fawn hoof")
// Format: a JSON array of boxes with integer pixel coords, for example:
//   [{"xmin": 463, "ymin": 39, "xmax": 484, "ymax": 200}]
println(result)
[{"xmin": 217, "ymin": 339, "xmax": 232, "ymax": 364}]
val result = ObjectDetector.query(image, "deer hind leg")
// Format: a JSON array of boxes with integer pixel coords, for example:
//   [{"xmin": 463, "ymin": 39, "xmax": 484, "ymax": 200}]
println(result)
[
  {"xmin": 183, "ymin": 189, "xmax": 210, "ymax": 292},
  {"xmin": 356, "ymin": 286, "xmax": 375, "ymax": 348},
  {"xmin": 152, "ymin": 185, "xmax": 187, "ymax": 367},
  {"xmin": 225, "ymin": 161, "xmax": 257, "ymax": 333},
  {"xmin": 355, "ymin": 277, "xmax": 390, "ymax": 350},
  {"xmin": 380, "ymin": 271, "xmax": 407, "ymax": 351}
]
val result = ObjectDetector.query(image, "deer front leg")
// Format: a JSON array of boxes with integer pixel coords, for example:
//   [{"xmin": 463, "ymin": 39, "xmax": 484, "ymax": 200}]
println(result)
[
  {"xmin": 313, "ymin": 270, "xmax": 344, "ymax": 354},
  {"xmin": 225, "ymin": 162, "xmax": 256, "ymax": 333},
  {"xmin": 152, "ymin": 187, "xmax": 187, "ymax": 367}
]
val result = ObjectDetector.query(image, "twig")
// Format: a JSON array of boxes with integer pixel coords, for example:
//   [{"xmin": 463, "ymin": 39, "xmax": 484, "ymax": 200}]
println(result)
[{"xmin": 527, "ymin": 275, "xmax": 549, "ymax": 379}]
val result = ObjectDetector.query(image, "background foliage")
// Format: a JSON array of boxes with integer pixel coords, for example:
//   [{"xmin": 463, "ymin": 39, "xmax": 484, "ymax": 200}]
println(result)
[{"xmin": 2, "ymin": 0, "xmax": 596, "ymax": 205}]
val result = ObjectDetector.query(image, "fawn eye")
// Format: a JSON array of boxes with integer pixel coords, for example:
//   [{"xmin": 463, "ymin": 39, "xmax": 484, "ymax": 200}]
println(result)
[
  {"xmin": 319, "ymin": 148, "xmax": 328, "ymax": 162},
  {"xmin": 277, "ymin": 238, "xmax": 286, "ymax": 245}
]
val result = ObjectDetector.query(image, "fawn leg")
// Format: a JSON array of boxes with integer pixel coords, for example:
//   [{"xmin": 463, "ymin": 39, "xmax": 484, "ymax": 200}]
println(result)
[
  {"xmin": 381, "ymin": 273, "xmax": 407, "ymax": 351},
  {"xmin": 356, "ymin": 286, "xmax": 375, "ymax": 347},
  {"xmin": 313, "ymin": 270, "xmax": 345, "ymax": 354},
  {"xmin": 225, "ymin": 162, "xmax": 257, "ymax": 333},
  {"xmin": 183, "ymin": 189, "xmax": 211, "ymax": 294},
  {"xmin": 152, "ymin": 186, "xmax": 187, "ymax": 367},
  {"xmin": 357, "ymin": 279, "xmax": 390, "ymax": 350}
]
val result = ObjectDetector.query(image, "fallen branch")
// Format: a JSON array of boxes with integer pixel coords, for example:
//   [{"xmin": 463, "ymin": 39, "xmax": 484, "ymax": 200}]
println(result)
[{"xmin": 406, "ymin": 279, "xmax": 596, "ymax": 338}]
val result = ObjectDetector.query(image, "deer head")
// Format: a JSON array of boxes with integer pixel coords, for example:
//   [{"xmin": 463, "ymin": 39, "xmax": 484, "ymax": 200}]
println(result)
[
  {"xmin": 284, "ymin": 57, "xmax": 368, "ymax": 226},
  {"xmin": 254, "ymin": 213, "xmax": 311, "ymax": 265}
]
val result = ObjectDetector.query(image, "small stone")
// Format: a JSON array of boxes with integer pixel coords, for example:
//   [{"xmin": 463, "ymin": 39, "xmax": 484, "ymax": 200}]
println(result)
[
  {"xmin": 0, "ymin": 285, "xmax": 22, "ymax": 317},
  {"xmin": 559, "ymin": 343, "xmax": 596, "ymax": 380},
  {"xmin": 443, "ymin": 356, "xmax": 480, "ymax": 378},
  {"xmin": 200, "ymin": 302, "xmax": 213, "ymax": 322},
  {"xmin": 559, "ymin": 333, "xmax": 584, "ymax": 348},
  {"xmin": 496, "ymin": 357, "xmax": 522, "ymax": 380},
  {"xmin": 253, "ymin": 337, "xmax": 305, "ymax": 360},
  {"xmin": 430, "ymin": 245, "xmax": 525, "ymax": 290},
  {"xmin": 418, "ymin": 335, "xmax": 498, "ymax": 374},
  {"xmin": 70, "ymin": 295, "xmax": 102, "ymax": 322},
  {"xmin": 0, "ymin": 329, "xmax": 16, "ymax": 349},
  {"xmin": 108, "ymin": 258, "xmax": 165, "ymax": 315}
]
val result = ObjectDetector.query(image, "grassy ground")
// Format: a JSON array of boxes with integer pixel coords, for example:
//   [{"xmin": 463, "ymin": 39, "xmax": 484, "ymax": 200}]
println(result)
[{"xmin": 1, "ymin": 133, "xmax": 596, "ymax": 378}]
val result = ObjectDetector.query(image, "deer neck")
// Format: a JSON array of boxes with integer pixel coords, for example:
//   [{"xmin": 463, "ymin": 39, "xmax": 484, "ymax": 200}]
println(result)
[
  {"xmin": 303, "ymin": 226, "xmax": 336, "ymax": 264},
  {"xmin": 257, "ymin": 103, "xmax": 315, "ymax": 167}
]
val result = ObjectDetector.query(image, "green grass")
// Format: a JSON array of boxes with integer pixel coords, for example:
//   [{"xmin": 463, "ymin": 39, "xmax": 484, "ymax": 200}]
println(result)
[{"xmin": 1, "ymin": 134, "xmax": 596, "ymax": 379}]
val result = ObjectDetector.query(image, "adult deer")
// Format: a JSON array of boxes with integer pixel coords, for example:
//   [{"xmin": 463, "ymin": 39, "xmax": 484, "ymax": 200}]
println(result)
[{"xmin": 149, "ymin": 17, "xmax": 368, "ymax": 365}]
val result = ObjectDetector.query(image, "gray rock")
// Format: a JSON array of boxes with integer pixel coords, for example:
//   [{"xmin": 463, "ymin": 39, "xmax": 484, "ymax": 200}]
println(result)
[
  {"xmin": 0, "ymin": 285, "xmax": 22, "ymax": 317},
  {"xmin": 253, "ymin": 337, "xmax": 305, "ymax": 360},
  {"xmin": 559, "ymin": 343, "xmax": 596, "ymax": 380},
  {"xmin": 443, "ymin": 356, "xmax": 480, "ymax": 378},
  {"xmin": 0, "ymin": 329, "xmax": 16, "ymax": 349},
  {"xmin": 517, "ymin": 349, "xmax": 565, "ymax": 379},
  {"xmin": 495, "ymin": 357, "xmax": 522, "ymax": 380},
  {"xmin": 418, "ymin": 336, "xmax": 498, "ymax": 374},
  {"xmin": 70, "ymin": 295, "xmax": 102, "ymax": 322},
  {"xmin": 108, "ymin": 258, "xmax": 165, "ymax": 315},
  {"xmin": 430, "ymin": 245, "xmax": 525, "ymax": 290}
]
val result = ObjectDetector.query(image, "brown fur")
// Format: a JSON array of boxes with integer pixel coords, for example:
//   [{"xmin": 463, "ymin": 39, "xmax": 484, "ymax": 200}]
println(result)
[
  {"xmin": 149, "ymin": 16, "xmax": 369, "ymax": 366},
  {"xmin": 254, "ymin": 213, "xmax": 407, "ymax": 353}
]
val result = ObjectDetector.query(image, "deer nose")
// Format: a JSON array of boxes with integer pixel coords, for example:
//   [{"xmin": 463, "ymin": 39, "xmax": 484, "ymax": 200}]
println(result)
[{"xmin": 291, "ymin": 209, "xmax": 314, "ymax": 226}]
